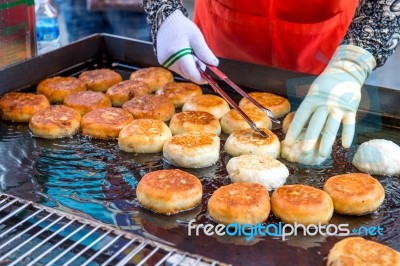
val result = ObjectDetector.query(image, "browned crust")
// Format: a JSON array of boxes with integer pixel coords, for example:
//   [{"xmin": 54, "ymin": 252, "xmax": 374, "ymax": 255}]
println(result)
[
  {"xmin": 323, "ymin": 173, "xmax": 385, "ymax": 215},
  {"xmin": 37, "ymin": 76, "xmax": 87, "ymax": 103},
  {"xmin": 63, "ymin": 91, "xmax": 111, "ymax": 116},
  {"xmin": 0, "ymin": 92, "xmax": 50, "ymax": 122},
  {"xmin": 184, "ymin": 94, "xmax": 227, "ymax": 108},
  {"xmin": 327, "ymin": 237, "xmax": 400, "ymax": 266},
  {"xmin": 221, "ymin": 107, "xmax": 272, "ymax": 134},
  {"xmin": 271, "ymin": 184, "xmax": 334, "ymax": 225},
  {"xmin": 138, "ymin": 169, "xmax": 201, "ymax": 193},
  {"xmin": 282, "ymin": 112, "xmax": 295, "ymax": 133},
  {"xmin": 78, "ymin": 69, "xmax": 122, "ymax": 92},
  {"xmin": 129, "ymin": 67, "xmax": 173, "ymax": 92},
  {"xmin": 171, "ymin": 111, "xmax": 218, "ymax": 125},
  {"xmin": 230, "ymin": 128, "xmax": 279, "ymax": 145},
  {"xmin": 118, "ymin": 119, "xmax": 167, "ymax": 137},
  {"xmin": 81, "ymin": 107, "xmax": 134, "ymax": 139},
  {"xmin": 29, "ymin": 105, "xmax": 81, "ymax": 138},
  {"xmin": 239, "ymin": 92, "xmax": 291, "ymax": 118},
  {"xmin": 169, "ymin": 133, "xmax": 215, "ymax": 146},
  {"xmin": 155, "ymin": 81, "xmax": 202, "ymax": 107},
  {"xmin": 169, "ymin": 111, "xmax": 221, "ymax": 135},
  {"xmin": 207, "ymin": 182, "xmax": 270, "ymax": 225},
  {"xmin": 118, "ymin": 119, "xmax": 171, "ymax": 153},
  {"xmin": 182, "ymin": 94, "xmax": 230, "ymax": 119},
  {"xmin": 106, "ymin": 80, "xmax": 150, "ymax": 106},
  {"xmin": 122, "ymin": 94, "xmax": 175, "ymax": 121},
  {"xmin": 136, "ymin": 169, "xmax": 202, "ymax": 214}
]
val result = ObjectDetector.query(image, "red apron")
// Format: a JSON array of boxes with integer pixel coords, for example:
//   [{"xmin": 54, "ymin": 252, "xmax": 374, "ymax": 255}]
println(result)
[{"xmin": 193, "ymin": 0, "xmax": 359, "ymax": 74}]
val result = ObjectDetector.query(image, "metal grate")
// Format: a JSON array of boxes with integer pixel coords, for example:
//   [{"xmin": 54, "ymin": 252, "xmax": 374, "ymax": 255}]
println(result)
[{"xmin": 0, "ymin": 193, "xmax": 227, "ymax": 266}]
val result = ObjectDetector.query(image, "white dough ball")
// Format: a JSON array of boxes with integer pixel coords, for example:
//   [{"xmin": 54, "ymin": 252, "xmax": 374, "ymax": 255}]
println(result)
[
  {"xmin": 227, "ymin": 154, "xmax": 289, "ymax": 191},
  {"xmin": 352, "ymin": 139, "xmax": 400, "ymax": 176}
]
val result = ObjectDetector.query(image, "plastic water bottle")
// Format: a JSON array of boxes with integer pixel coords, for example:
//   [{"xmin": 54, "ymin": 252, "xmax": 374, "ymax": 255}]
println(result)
[{"xmin": 35, "ymin": 0, "xmax": 61, "ymax": 54}]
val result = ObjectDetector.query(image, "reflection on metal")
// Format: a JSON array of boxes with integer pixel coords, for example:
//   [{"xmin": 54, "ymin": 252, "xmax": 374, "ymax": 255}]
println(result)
[{"xmin": 0, "ymin": 193, "xmax": 226, "ymax": 266}]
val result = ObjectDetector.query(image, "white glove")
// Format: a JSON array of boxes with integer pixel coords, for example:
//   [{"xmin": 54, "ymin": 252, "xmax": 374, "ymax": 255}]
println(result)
[
  {"xmin": 284, "ymin": 45, "xmax": 376, "ymax": 158},
  {"xmin": 156, "ymin": 10, "xmax": 219, "ymax": 84}
]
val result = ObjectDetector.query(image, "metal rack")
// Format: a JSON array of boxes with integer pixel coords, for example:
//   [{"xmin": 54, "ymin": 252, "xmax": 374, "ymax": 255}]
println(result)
[{"xmin": 0, "ymin": 193, "xmax": 226, "ymax": 266}]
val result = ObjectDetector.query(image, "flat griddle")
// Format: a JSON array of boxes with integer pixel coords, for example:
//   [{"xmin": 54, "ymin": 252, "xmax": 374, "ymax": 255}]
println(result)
[{"xmin": 0, "ymin": 34, "xmax": 399, "ymax": 265}]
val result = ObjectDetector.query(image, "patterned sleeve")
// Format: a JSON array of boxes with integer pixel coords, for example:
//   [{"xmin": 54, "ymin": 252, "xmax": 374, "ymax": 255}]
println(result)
[
  {"xmin": 341, "ymin": 0, "xmax": 400, "ymax": 67},
  {"xmin": 142, "ymin": 0, "xmax": 188, "ymax": 47}
]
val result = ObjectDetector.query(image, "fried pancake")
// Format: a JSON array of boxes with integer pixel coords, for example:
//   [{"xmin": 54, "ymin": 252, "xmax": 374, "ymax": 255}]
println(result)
[
  {"xmin": 282, "ymin": 111, "xmax": 295, "ymax": 133},
  {"xmin": 106, "ymin": 80, "xmax": 150, "ymax": 107},
  {"xmin": 169, "ymin": 111, "xmax": 221, "ymax": 135},
  {"xmin": 221, "ymin": 107, "xmax": 272, "ymax": 134},
  {"xmin": 0, "ymin": 92, "xmax": 50, "ymax": 122},
  {"xmin": 130, "ymin": 67, "xmax": 174, "ymax": 92},
  {"xmin": 78, "ymin": 68, "xmax": 122, "ymax": 92},
  {"xmin": 207, "ymin": 182, "xmax": 270, "ymax": 225},
  {"xmin": 136, "ymin": 169, "xmax": 202, "ymax": 215},
  {"xmin": 239, "ymin": 92, "xmax": 290, "ymax": 118},
  {"xmin": 163, "ymin": 132, "xmax": 220, "ymax": 168},
  {"xmin": 29, "ymin": 105, "xmax": 81, "ymax": 139},
  {"xmin": 63, "ymin": 91, "xmax": 112, "ymax": 116},
  {"xmin": 281, "ymin": 130, "xmax": 328, "ymax": 165},
  {"xmin": 327, "ymin": 237, "xmax": 400, "ymax": 266},
  {"xmin": 122, "ymin": 94, "xmax": 175, "ymax": 121},
  {"xmin": 37, "ymin": 76, "xmax": 87, "ymax": 103},
  {"xmin": 155, "ymin": 81, "xmax": 202, "ymax": 107},
  {"xmin": 271, "ymin": 185, "xmax": 334, "ymax": 225},
  {"xmin": 227, "ymin": 154, "xmax": 289, "ymax": 191},
  {"xmin": 224, "ymin": 128, "xmax": 280, "ymax": 158},
  {"xmin": 81, "ymin": 107, "xmax": 133, "ymax": 139},
  {"xmin": 118, "ymin": 119, "xmax": 172, "ymax": 153},
  {"xmin": 323, "ymin": 173, "xmax": 385, "ymax": 215},
  {"xmin": 182, "ymin": 94, "xmax": 230, "ymax": 120}
]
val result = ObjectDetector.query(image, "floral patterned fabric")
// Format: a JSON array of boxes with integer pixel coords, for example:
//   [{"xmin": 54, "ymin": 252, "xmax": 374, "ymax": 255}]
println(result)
[
  {"xmin": 342, "ymin": 0, "xmax": 400, "ymax": 67},
  {"xmin": 142, "ymin": 0, "xmax": 188, "ymax": 50}
]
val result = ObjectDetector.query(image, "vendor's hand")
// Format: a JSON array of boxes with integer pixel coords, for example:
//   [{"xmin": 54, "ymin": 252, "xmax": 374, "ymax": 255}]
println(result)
[
  {"xmin": 284, "ymin": 45, "xmax": 376, "ymax": 157},
  {"xmin": 156, "ymin": 10, "xmax": 219, "ymax": 84}
]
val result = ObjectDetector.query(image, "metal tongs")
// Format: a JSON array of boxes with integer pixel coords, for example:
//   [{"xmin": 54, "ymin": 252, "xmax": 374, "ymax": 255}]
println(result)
[{"xmin": 196, "ymin": 62, "xmax": 280, "ymax": 138}]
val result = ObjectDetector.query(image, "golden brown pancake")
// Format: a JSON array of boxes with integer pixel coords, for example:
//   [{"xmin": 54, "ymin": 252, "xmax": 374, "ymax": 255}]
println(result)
[
  {"xmin": 221, "ymin": 107, "xmax": 272, "ymax": 134},
  {"xmin": 327, "ymin": 237, "xmax": 400, "ymax": 266},
  {"xmin": 282, "ymin": 111, "xmax": 295, "ymax": 133},
  {"xmin": 136, "ymin": 169, "xmax": 202, "ymax": 214},
  {"xmin": 130, "ymin": 67, "xmax": 174, "ymax": 92},
  {"xmin": 37, "ymin": 76, "xmax": 87, "ymax": 103},
  {"xmin": 29, "ymin": 105, "xmax": 81, "ymax": 139},
  {"xmin": 106, "ymin": 80, "xmax": 150, "ymax": 107},
  {"xmin": 182, "ymin": 94, "xmax": 230, "ymax": 119},
  {"xmin": 155, "ymin": 81, "xmax": 202, "ymax": 107},
  {"xmin": 81, "ymin": 107, "xmax": 133, "ymax": 139},
  {"xmin": 239, "ymin": 92, "xmax": 291, "ymax": 118},
  {"xmin": 224, "ymin": 128, "xmax": 280, "ymax": 158},
  {"xmin": 118, "ymin": 119, "xmax": 172, "ymax": 153},
  {"xmin": 0, "ymin": 92, "xmax": 50, "ymax": 122},
  {"xmin": 169, "ymin": 111, "xmax": 221, "ymax": 135},
  {"xmin": 122, "ymin": 94, "xmax": 175, "ymax": 121},
  {"xmin": 271, "ymin": 184, "xmax": 334, "ymax": 225},
  {"xmin": 323, "ymin": 173, "xmax": 385, "ymax": 215},
  {"xmin": 78, "ymin": 68, "xmax": 122, "ymax": 92},
  {"xmin": 163, "ymin": 133, "xmax": 220, "ymax": 168},
  {"xmin": 207, "ymin": 182, "xmax": 270, "ymax": 225},
  {"xmin": 63, "ymin": 91, "xmax": 111, "ymax": 116}
]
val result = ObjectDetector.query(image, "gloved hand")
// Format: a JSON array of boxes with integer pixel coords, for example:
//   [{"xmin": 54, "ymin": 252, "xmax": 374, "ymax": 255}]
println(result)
[
  {"xmin": 284, "ymin": 45, "xmax": 376, "ymax": 157},
  {"xmin": 156, "ymin": 10, "xmax": 219, "ymax": 84}
]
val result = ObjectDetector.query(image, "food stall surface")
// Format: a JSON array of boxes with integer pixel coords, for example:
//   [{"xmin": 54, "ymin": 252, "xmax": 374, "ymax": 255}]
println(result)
[{"xmin": 0, "ymin": 35, "xmax": 399, "ymax": 265}]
